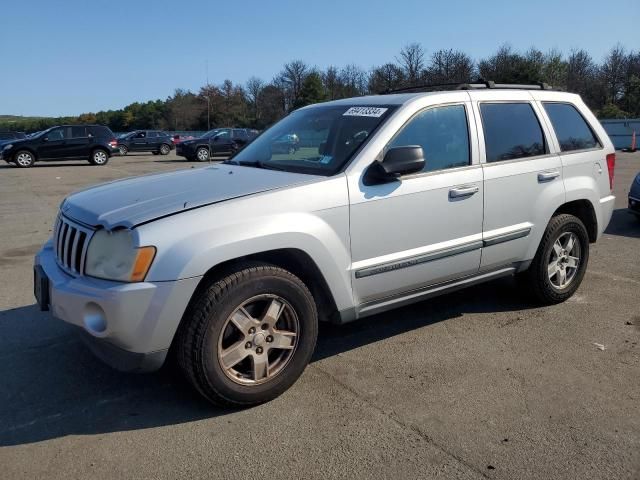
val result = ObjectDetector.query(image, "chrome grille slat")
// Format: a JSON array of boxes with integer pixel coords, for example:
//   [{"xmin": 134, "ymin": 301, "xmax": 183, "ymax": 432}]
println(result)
[{"xmin": 53, "ymin": 215, "xmax": 94, "ymax": 275}]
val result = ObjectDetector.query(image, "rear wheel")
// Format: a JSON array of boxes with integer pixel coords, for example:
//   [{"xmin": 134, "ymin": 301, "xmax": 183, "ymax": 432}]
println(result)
[
  {"xmin": 523, "ymin": 214, "xmax": 589, "ymax": 304},
  {"xmin": 196, "ymin": 147, "xmax": 209, "ymax": 162},
  {"xmin": 159, "ymin": 144, "xmax": 171, "ymax": 155},
  {"xmin": 14, "ymin": 150, "xmax": 35, "ymax": 168},
  {"xmin": 177, "ymin": 264, "xmax": 318, "ymax": 407},
  {"xmin": 89, "ymin": 149, "xmax": 109, "ymax": 166}
]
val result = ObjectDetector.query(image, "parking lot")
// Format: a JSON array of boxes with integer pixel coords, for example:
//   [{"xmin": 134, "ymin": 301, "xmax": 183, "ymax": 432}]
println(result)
[{"xmin": 0, "ymin": 151, "xmax": 638, "ymax": 479}]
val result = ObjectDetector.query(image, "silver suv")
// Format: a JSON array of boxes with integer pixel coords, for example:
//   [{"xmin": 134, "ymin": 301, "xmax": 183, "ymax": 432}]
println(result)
[{"xmin": 34, "ymin": 83, "xmax": 616, "ymax": 406}]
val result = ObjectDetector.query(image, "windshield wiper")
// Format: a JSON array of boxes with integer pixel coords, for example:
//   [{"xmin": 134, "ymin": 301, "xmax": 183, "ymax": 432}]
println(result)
[{"xmin": 224, "ymin": 159, "xmax": 288, "ymax": 171}]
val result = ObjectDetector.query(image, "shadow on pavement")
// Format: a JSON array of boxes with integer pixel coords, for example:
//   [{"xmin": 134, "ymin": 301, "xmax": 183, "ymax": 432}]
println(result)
[
  {"xmin": 0, "ymin": 276, "xmax": 532, "ymax": 447},
  {"xmin": 604, "ymin": 208, "xmax": 640, "ymax": 238}
]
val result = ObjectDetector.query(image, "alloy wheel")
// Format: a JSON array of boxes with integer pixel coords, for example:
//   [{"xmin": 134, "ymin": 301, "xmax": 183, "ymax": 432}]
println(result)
[
  {"xmin": 197, "ymin": 148, "xmax": 209, "ymax": 161},
  {"xmin": 16, "ymin": 152, "xmax": 33, "ymax": 167},
  {"xmin": 217, "ymin": 294, "xmax": 299, "ymax": 386},
  {"xmin": 547, "ymin": 232, "xmax": 581, "ymax": 289}
]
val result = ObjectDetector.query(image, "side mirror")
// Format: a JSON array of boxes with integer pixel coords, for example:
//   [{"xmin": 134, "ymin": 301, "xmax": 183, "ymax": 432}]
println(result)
[
  {"xmin": 42, "ymin": 137, "xmax": 49, "ymax": 142},
  {"xmin": 364, "ymin": 146, "xmax": 425, "ymax": 185}
]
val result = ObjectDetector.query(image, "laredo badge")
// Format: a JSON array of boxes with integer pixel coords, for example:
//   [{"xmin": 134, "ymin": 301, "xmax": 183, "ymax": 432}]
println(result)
[{"xmin": 343, "ymin": 106, "xmax": 388, "ymax": 117}]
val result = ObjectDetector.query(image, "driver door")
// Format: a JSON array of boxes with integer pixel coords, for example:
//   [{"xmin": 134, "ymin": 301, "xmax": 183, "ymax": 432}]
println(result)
[
  {"xmin": 348, "ymin": 100, "xmax": 484, "ymax": 305},
  {"xmin": 39, "ymin": 127, "xmax": 68, "ymax": 159},
  {"xmin": 130, "ymin": 131, "xmax": 147, "ymax": 151}
]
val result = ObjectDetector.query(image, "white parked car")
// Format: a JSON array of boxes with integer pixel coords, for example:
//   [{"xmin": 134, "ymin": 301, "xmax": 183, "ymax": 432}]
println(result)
[{"xmin": 34, "ymin": 83, "xmax": 616, "ymax": 406}]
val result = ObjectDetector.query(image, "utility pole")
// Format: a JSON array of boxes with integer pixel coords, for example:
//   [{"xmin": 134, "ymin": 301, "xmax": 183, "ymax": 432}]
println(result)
[{"xmin": 206, "ymin": 60, "xmax": 211, "ymax": 130}]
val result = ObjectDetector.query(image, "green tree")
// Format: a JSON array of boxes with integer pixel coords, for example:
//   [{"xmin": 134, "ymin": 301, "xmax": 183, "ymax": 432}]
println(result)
[{"xmin": 296, "ymin": 72, "xmax": 326, "ymax": 108}]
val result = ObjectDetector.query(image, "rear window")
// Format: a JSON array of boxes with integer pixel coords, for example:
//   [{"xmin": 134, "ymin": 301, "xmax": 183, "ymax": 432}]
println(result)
[
  {"xmin": 71, "ymin": 126, "xmax": 87, "ymax": 138},
  {"xmin": 543, "ymin": 103, "xmax": 600, "ymax": 152},
  {"xmin": 480, "ymin": 103, "xmax": 546, "ymax": 162},
  {"xmin": 87, "ymin": 126, "xmax": 113, "ymax": 138}
]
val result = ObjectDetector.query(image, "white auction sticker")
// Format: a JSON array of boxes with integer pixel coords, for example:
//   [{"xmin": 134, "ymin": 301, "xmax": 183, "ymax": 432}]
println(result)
[{"xmin": 343, "ymin": 106, "xmax": 388, "ymax": 117}]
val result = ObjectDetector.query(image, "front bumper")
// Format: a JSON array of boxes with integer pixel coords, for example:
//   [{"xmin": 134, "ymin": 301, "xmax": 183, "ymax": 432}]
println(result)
[
  {"xmin": 34, "ymin": 240, "xmax": 201, "ymax": 372},
  {"xmin": 175, "ymin": 143, "xmax": 196, "ymax": 158}
]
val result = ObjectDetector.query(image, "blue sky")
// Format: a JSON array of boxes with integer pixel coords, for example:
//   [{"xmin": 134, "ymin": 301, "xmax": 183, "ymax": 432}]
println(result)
[{"xmin": 0, "ymin": 0, "xmax": 638, "ymax": 117}]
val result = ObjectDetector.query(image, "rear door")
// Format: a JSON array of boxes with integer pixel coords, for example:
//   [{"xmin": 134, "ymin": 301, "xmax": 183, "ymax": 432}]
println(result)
[
  {"xmin": 469, "ymin": 90, "xmax": 565, "ymax": 270},
  {"xmin": 64, "ymin": 126, "xmax": 90, "ymax": 158}
]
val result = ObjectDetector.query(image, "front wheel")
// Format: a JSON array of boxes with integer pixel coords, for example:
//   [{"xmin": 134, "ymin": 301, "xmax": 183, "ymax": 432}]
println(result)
[
  {"xmin": 14, "ymin": 150, "xmax": 35, "ymax": 168},
  {"xmin": 159, "ymin": 144, "xmax": 171, "ymax": 155},
  {"xmin": 177, "ymin": 265, "xmax": 318, "ymax": 407},
  {"xmin": 196, "ymin": 147, "xmax": 209, "ymax": 162},
  {"xmin": 523, "ymin": 214, "xmax": 589, "ymax": 304},
  {"xmin": 89, "ymin": 149, "xmax": 109, "ymax": 166},
  {"xmin": 118, "ymin": 145, "xmax": 128, "ymax": 155}
]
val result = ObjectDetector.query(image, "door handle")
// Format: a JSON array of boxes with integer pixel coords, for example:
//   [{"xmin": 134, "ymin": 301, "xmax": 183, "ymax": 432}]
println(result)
[
  {"xmin": 537, "ymin": 170, "xmax": 560, "ymax": 182},
  {"xmin": 449, "ymin": 185, "xmax": 479, "ymax": 199}
]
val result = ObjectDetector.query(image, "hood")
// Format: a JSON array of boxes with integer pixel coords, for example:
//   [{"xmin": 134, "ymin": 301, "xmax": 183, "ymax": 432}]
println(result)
[{"xmin": 61, "ymin": 164, "xmax": 319, "ymax": 229}]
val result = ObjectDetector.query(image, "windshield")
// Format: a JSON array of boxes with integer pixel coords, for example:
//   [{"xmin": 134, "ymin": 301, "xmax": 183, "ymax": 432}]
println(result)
[{"xmin": 227, "ymin": 105, "xmax": 396, "ymax": 175}]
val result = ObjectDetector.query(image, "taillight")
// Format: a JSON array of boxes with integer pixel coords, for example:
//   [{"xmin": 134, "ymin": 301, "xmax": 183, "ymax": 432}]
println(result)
[{"xmin": 606, "ymin": 153, "xmax": 616, "ymax": 190}]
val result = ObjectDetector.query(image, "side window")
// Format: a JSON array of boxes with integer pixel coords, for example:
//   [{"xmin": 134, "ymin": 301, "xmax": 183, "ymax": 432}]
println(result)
[
  {"xmin": 71, "ymin": 126, "xmax": 86, "ymax": 138},
  {"xmin": 47, "ymin": 128, "xmax": 67, "ymax": 141},
  {"xmin": 387, "ymin": 104, "xmax": 470, "ymax": 172},
  {"xmin": 543, "ymin": 103, "xmax": 600, "ymax": 152},
  {"xmin": 480, "ymin": 103, "xmax": 546, "ymax": 162},
  {"xmin": 147, "ymin": 131, "xmax": 157, "ymax": 138}
]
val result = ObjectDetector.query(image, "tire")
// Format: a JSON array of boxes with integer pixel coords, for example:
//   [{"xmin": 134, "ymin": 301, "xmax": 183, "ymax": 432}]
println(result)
[
  {"xmin": 118, "ymin": 145, "xmax": 128, "ymax": 155},
  {"xmin": 14, "ymin": 150, "xmax": 35, "ymax": 168},
  {"xmin": 196, "ymin": 147, "xmax": 209, "ymax": 162},
  {"xmin": 177, "ymin": 264, "xmax": 318, "ymax": 407},
  {"xmin": 159, "ymin": 144, "xmax": 171, "ymax": 155},
  {"xmin": 288, "ymin": 146, "xmax": 296, "ymax": 155},
  {"xmin": 89, "ymin": 149, "xmax": 109, "ymax": 166},
  {"xmin": 523, "ymin": 214, "xmax": 590, "ymax": 304}
]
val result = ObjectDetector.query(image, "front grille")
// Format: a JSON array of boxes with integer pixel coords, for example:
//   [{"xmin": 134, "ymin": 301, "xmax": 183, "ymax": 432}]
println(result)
[{"xmin": 53, "ymin": 215, "xmax": 94, "ymax": 275}]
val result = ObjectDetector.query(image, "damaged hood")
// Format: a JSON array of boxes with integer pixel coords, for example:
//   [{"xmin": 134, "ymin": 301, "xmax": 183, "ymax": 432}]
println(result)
[{"xmin": 61, "ymin": 164, "xmax": 319, "ymax": 229}]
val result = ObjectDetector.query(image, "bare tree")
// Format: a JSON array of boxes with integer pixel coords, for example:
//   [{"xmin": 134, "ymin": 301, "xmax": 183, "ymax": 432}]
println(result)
[
  {"xmin": 368, "ymin": 63, "xmax": 405, "ymax": 93},
  {"xmin": 426, "ymin": 49, "xmax": 475, "ymax": 84},
  {"xmin": 340, "ymin": 64, "xmax": 367, "ymax": 97},
  {"xmin": 543, "ymin": 48, "xmax": 567, "ymax": 87},
  {"xmin": 245, "ymin": 76, "xmax": 264, "ymax": 124},
  {"xmin": 600, "ymin": 44, "xmax": 628, "ymax": 103},
  {"xmin": 322, "ymin": 66, "xmax": 342, "ymax": 100},
  {"xmin": 397, "ymin": 43, "xmax": 425, "ymax": 86},
  {"xmin": 277, "ymin": 60, "xmax": 309, "ymax": 110}
]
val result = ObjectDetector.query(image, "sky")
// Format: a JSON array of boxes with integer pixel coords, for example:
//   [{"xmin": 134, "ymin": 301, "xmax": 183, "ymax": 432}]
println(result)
[{"xmin": 0, "ymin": 0, "xmax": 638, "ymax": 117}]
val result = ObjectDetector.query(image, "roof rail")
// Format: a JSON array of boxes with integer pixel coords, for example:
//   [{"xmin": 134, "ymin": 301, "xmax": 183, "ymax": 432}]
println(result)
[{"xmin": 380, "ymin": 80, "xmax": 559, "ymax": 95}]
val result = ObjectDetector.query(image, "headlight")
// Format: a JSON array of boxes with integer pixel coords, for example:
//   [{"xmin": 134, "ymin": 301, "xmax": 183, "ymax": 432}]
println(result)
[
  {"xmin": 85, "ymin": 229, "xmax": 156, "ymax": 282},
  {"xmin": 3, "ymin": 144, "xmax": 12, "ymax": 150}
]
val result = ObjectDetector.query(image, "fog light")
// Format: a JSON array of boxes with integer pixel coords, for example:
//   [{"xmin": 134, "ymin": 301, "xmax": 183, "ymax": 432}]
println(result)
[{"xmin": 83, "ymin": 302, "xmax": 107, "ymax": 334}]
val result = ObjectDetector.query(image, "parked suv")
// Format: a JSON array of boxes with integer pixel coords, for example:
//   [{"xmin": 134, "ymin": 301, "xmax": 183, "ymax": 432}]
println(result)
[
  {"xmin": 176, "ymin": 128, "xmax": 258, "ymax": 161},
  {"xmin": 2, "ymin": 125, "xmax": 118, "ymax": 167},
  {"xmin": 34, "ymin": 84, "xmax": 615, "ymax": 406},
  {"xmin": 117, "ymin": 130, "xmax": 174, "ymax": 156}
]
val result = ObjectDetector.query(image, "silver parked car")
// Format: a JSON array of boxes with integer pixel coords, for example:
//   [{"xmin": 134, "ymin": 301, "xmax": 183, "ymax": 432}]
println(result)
[{"xmin": 34, "ymin": 83, "xmax": 616, "ymax": 406}]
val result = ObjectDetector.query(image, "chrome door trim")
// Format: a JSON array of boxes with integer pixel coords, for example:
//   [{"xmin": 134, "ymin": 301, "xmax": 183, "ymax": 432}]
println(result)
[
  {"xmin": 483, "ymin": 226, "xmax": 531, "ymax": 247},
  {"xmin": 354, "ymin": 240, "xmax": 483, "ymax": 279}
]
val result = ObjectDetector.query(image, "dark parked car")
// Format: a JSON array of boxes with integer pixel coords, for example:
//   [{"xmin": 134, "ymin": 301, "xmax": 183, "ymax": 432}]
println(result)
[
  {"xmin": 176, "ymin": 128, "xmax": 258, "ymax": 161},
  {"xmin": 0, "ymin": 131, "xmax": 27, "ymax": 147},
  {"xmin": 0, "ymin": 125, "xmax": 118, "ymax": 168},
  {"xmin": 117, "ymin": 130, "xmax": 174, "ymax": 156},
  {"xmin": 629, "ymin": 171, "xmax": 640, "ymax": 221}
]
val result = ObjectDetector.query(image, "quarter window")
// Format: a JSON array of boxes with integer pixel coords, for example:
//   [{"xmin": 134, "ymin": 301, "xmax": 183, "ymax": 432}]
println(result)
[
  {"xmin": 480, "ymin": 103, "xmax": 546, "ymax": 162},
  {"xmin": 387, "ymin": 104, "xmax": 470, "ymax": 172},
  {"xmin": 543, "ymin": 103, "xmax": 600, "ymax": 152}
]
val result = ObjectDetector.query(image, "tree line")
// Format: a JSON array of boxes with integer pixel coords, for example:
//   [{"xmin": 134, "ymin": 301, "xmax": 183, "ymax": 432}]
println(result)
[{"xmin": 3, "ymin": 43, "xmax": 640, "ymax": 133}]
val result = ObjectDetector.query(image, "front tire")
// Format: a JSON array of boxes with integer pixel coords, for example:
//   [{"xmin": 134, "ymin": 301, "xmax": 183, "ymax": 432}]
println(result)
[
  {"xmin": 196, "ymin": 147, "xmax": 209, "ymax": 162},
  {"xmin": 523, "ymin": 214, "xmax": 589, "ymax": 304},
  {"xmin": 118, "ymin": 145, "xmax": 128, "ymax": 155},
  {"xmin": 89, "ymin": 149, "xmax": 109, "ymax": 166},
  {"xmin": 14, "ymin": 150, "xmax": 35, "ymax": 168},
  {"xmin": 177, "ymin": 265, "xmax": 318, "ymax": 407},
  {"xmin": 159, "ymin": 144, "xmax": 171, "ymax": 155}
]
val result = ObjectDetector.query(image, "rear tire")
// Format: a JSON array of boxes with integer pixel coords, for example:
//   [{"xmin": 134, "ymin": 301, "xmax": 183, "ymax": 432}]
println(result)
[
  {"xmin": 176, "ymin": 264, "xmax": 318, "ymax": 407},
  {"xmin": 14, "ymin": 150, "xmax": 35, "ymax": 168},
  {"xmin": 522, "ymin": 214, "xmax": 589, "ymax": 304},
  {"xmin": 89, "ymin": 149, "xmax": 109, "ymax": 166}
]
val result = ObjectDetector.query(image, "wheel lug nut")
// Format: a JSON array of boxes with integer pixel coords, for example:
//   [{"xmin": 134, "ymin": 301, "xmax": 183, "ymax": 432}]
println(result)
[
  {"xmin": 245, "ymin": 342, "xmax": 252, "ymax": 349},
  {"xmin": 266, "ymin": 335, "xmax": 273, "ymax": 343},
  {"xmin": 261, "ymin": 323, "xmax": 269, "ymax": 330},
  {"xmin": 248, "ymin": 327, "xmax": 256, "ymax": 334},
  {"xmin": 256, "ymin": 347, "xmax": 263, "ymax": 354}
]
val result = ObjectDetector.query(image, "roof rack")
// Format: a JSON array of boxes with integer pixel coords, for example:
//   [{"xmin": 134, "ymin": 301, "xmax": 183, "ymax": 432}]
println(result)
[{"xmin": 380, "ymin": 80, "xmax": 559, "ymax": 95}]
